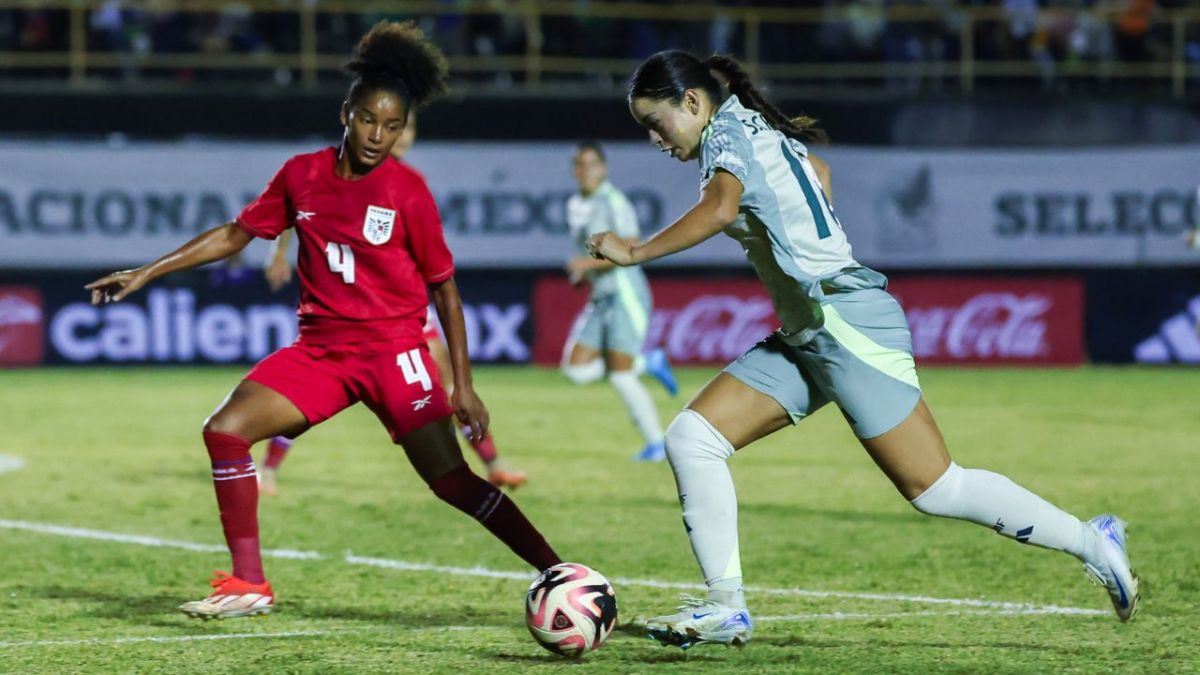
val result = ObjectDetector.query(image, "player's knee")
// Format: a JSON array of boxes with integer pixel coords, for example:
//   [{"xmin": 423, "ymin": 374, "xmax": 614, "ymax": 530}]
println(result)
[
  {"xmin": 561, "ymin": 358, "xmax": 604, "ymax": 385},
  {"xmin": 665, "ymin": 410, "xmax": 734, "ymax": 466},
  {"xmin": 429, "ymin": 464, "xmax": 495, "ymax": 517},
  {"xmin": 202, "ymin": 410, "xmax": 249, "ymax": 438},
  {"xmin": 429, "ymin": 467, "xmax": 466, "ymax": 502},
  {"xmin": 202, "ymin": 413, "xmax": 232, "ymax": 436},
  {"xmin": 908, "ymin": 462, "xmax": 962, "ymax": 516}
]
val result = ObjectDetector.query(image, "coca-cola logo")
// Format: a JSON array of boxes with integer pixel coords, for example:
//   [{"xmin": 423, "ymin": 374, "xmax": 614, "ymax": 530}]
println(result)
[
  {"xmin": 0, "ymin": 288, "xmax": 45, "ymax": 366},
  {"xmin": 904, "ymin": 293, "xmax": 1050, "ymax": 360},
  {"xmin": 533, "ymin": 276, "xmax": 1081, "ymax": 367},
  {"xmin": 648, "ymin": 294, "xmax": 777, "ymax": 362}
]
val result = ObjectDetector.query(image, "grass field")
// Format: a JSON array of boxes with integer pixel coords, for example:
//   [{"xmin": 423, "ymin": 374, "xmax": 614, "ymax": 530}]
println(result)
[{"xmin": 1, "ymin": 365, "xmax": 1197, "ymax": 673}]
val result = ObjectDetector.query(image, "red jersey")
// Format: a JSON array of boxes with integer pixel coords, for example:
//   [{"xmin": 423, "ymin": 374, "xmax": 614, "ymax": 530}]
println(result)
[{"xmin": 237, "ymin": 147, "xmax": 454, "ymax": 345}]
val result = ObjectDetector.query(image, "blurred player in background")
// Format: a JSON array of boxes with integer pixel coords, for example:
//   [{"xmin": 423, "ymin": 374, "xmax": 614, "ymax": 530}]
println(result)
[
  {"xmin": 260, "ymin": 109, "xmax": 527, "ymax": 494},
  {"xmin": 561, "ymin": 140, "xmax": 678, "ymax": 462},
  {"xmin": 86, "ymin": 21, "xmax": 561, "ymax": 620},
  {"xmin": 589, "ymin": 50, "xmax": 1139, "ymax": 648}
]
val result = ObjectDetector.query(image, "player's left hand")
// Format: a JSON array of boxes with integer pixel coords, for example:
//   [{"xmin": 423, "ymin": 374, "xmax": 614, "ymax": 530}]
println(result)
[
  {"xmin": 587, "ymin": 231, "xmax": 636, "ymax": 266},
  {"xmin": 452, "ymin": 386, "xmax": 490, "ymax": 441}
]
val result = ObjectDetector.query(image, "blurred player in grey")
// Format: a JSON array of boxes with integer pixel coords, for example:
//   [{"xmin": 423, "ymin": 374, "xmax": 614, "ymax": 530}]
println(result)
[{"xmin": 561, "ymin": 141, "xmax": 678, "ymax": 461}]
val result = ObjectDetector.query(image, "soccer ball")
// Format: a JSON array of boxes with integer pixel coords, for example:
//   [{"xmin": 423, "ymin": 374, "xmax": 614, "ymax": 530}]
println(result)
[{"xmin": 525, "ymin": 562, "xmax": 618, "ymax": 657}]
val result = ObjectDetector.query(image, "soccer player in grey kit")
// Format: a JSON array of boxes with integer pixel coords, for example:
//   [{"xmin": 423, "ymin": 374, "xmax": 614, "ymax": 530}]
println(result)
[{"xmin": 561, "ymin": 140, "xmax": 679, "ymax": 462}]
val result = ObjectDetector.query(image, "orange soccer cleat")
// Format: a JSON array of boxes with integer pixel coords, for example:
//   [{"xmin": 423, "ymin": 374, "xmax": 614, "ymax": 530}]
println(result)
[{"xmin": 488, "ymin": 466, "xmax": 528, "ymax": 491}]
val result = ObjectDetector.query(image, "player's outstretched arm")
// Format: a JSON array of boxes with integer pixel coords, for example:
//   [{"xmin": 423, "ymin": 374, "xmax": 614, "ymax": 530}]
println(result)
[
  {"xmin": 587, "ymin": 170, "xmax": 743, "ymax": 266},
  {"xmin": 85, "ymin": 221, "xmax": 253, "ymax": 305},
  {"xmin": 429, "ymin": 276, "xmax": 489, "ymax": 440}
]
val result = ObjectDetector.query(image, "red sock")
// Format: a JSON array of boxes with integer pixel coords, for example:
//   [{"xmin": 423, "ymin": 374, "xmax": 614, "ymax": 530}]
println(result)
[
  {"xmin": 264, "ymin": 436, "xmax": 292, "ymax": 470},
  {"xmin": 203, "ymin": 430, "xmax": 265, "ymax": 584},
  {"xmin": 430, "ymin": 465, "xmax": 561, "ymax": 571},
  {"xmin": 467, "ymin": 430, "xmax": 498, "ymax": 466}
]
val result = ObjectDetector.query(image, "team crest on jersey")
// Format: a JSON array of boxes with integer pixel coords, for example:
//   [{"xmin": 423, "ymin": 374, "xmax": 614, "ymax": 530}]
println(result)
[{"xmin": 363, "ymin": 205, "xmax": 395, "ymax": 245}]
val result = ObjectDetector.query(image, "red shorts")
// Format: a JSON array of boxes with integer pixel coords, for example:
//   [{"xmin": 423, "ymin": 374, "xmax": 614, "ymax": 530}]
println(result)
[{"xmin": 246, "ymin": 338, "xmax": 453, "ymax": 442}]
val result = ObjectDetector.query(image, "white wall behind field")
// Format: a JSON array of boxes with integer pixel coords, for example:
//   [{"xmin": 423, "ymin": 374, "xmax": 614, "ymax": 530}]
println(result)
[{"xmin": 2, "ymin": 139, "xmax": 1198, "ymax": 270}]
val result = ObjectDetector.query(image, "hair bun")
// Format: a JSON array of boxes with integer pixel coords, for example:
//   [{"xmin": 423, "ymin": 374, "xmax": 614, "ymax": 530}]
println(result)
[{"xmin": 345, "ymin": 20, "xmax": 449, "ymax": 108}]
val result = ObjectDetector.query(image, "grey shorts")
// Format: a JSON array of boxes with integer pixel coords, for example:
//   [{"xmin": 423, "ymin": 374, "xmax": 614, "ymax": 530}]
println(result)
[
  {"xmin": 725, "ymin": 288, "xmax": 921, "ymax": 439},
  {"xmin": 570, "ymin": 291, "xmax": 651, "ymax": 357}
]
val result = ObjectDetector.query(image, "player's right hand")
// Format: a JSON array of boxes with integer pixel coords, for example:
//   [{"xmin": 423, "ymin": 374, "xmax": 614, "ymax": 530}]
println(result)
[
  {"xmin": 587, "ymin": 231, "xmax": 636, "ymax": 266},
  {"xmin": 85, "ymin": 269, "xmax": 149, "ymax": 305},
  {"xmin": 264, "ymin": 257, "xmax": 293, "ymax": 292},
  {"xmin": 451, "ymin": 385, "xmax": 490, "ymax": 442}
]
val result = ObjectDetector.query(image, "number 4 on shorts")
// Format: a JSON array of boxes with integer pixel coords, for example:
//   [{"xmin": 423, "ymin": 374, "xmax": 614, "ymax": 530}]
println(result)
[{"xmin": 396, "ymin": 348, "xmax": 432, "ymax": 391}]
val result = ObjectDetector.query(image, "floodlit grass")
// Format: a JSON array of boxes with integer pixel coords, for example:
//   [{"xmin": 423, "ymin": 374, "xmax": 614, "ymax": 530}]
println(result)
[{"xmin": 1, "ymin": 366, "xmax": 1195, "ymax": 673}]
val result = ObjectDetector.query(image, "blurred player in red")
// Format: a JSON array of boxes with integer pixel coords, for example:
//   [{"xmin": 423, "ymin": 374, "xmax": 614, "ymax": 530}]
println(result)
[
  {"xmin": 86, "ymin": 21, "xmax": 559, "ymax": 620},
  {"xmin": 260, "ymin": 110, "xmax": 527, "ymax": 495}
]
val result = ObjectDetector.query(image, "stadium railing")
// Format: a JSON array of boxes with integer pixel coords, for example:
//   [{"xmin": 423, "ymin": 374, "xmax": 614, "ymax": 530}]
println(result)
[{"xmin": 0, "ymin": 1, "xmax": 1198, "ymax": 97}]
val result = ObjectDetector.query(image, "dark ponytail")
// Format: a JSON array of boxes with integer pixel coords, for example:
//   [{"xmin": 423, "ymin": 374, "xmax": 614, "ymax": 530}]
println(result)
[
  {"xmin": 702, "ymin": 55, "xmax": 827, "ymax": 144},
  {"xmin": 344, "ymin": 20, "xmax": 449, "ymax": 110},
  {"xmin": 628, "ymin": 50, "xmax": 826, "ymax": 144}
]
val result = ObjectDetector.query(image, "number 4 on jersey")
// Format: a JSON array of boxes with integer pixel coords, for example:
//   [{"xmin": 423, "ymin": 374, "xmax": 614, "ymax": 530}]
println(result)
[
  {"xmin": 397, "ymin": 348, "xmax": 433, "ymax": 391},
  {"xmin": 325, "ymin": 242, "xmax": 355, "ymax": 284}
]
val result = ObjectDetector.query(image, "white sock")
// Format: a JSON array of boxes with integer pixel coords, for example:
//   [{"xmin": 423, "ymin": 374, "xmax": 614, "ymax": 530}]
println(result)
[
  {"xmin": 911, "ymin": 462, "xmax": 1099, "ymax": 565},
  {"xmin": 609, "ymin": 370, "xmax": 664, "ymax": 445},
  {"xmin": 633, "ymin": 353, "xmax": 646, "ymax": 376},
  {"xmin": 665, "ymin": 410, "xmax": 746, "ymax": 609},
  {"xmin": 561, "ymin": 358, "xmax": 604, "ymax": 385}
]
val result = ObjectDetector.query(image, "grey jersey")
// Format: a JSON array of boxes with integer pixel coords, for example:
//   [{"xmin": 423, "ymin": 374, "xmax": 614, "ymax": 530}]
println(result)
[
  {"xmin": 700, "ymin": 95, "xmax": 886, "ymax": 345},
  {"xmin": 566, "ymin": 180, "xmax": 648, "ymax": 299}
]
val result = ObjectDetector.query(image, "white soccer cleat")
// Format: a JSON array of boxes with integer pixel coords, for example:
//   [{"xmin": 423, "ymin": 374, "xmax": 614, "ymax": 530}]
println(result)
[
  {"xmin": 646, "ymin": 594, "xmax": 753, "ymax": 649},
  {"xmin": 1083, "ymin": 514, "xmax": 1140, "ymax": 622},
  {"xmin": 179, "ymin": 571, "xmax": 274, "ymax": 620}
]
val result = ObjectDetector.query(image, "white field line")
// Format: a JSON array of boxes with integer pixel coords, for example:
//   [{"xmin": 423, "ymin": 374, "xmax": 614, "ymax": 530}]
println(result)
[
  {"xmin": 0, "ymin": 519, "xmax": 1107, "ymax": 617},
  {"xmin": 757, "ymin": 607, "xmax": 1107, "ymax": 622},
  {"xmin": 0, "ymin": 630, "xmax": 334, "ymax": 649},
  {"xmin": 0, "ymin": 455, "xmax": 25, "ymax": 475},
  {"xmin": 0, "ymin": 626, "xmax": 481, "ymax": 650},
  {"xmin": 346, "ymin": 554, "xmax": 531, "ymax": 580},
  {"xmin": 0, "ymin": 520, "xmax": 318, "ymax": 558}
]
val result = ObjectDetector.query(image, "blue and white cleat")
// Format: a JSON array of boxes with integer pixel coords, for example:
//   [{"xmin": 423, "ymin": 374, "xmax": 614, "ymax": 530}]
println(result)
[
  {"xmin": 646, "ymin": 594, "xmax": 753, "ymax": 649},
  {"xmin": 1084, "ymin": 514, "xmax": 1140, "ymax": 622},
  {"xmin": 644, "ymin": 348, "xmax": 678, "ymax": 397},
  {"xmin": 633, "ymin": 441, "xmax": 666, "ymax": 462}
]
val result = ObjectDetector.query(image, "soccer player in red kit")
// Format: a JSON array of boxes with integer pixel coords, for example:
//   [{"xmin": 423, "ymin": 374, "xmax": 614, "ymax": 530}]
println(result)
[
  {"xmin": 85, "ymin": 21, "xmax": 561, "ymax": 619},
  {"xmin": 259, "ymin": 110, "xmax": 528, "ymax": 495}
]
